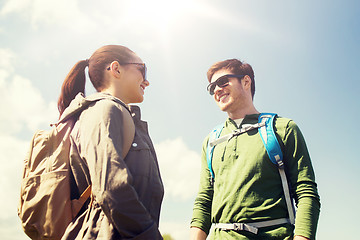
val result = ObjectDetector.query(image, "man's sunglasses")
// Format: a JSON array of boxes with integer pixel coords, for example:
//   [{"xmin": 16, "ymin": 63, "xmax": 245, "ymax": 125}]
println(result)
[
  {"xmin": 107, "ymin": 62, "xmax": 147, "ymax": 81},
  {"xmin": 207, "ymin": 74, "xmax": 245, "ymax": 95}
]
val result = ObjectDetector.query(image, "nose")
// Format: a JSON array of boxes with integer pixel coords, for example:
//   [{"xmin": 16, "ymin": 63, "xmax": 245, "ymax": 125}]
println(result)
[
  {"xmin": 213, "ymin": 84, "xmax": 223, "ymax": 95},
  {"xmin": 143, "ymin": 79, "xmax": 150, "ymax": 87}
]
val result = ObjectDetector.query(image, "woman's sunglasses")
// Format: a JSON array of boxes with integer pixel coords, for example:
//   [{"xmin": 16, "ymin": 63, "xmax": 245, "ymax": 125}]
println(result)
[
  {"xmin": 107, "ymin": 62, "xmax": 147, "ymax": 81},
  {"xmin": 207, "ymin": 74, "xmax": 245, "ymax": 95}
]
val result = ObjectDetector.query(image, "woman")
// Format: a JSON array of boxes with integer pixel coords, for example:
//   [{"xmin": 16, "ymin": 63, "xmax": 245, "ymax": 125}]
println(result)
[{"xmin": 58, "ymin": 45, "xmax": 164, "ymax": 239}]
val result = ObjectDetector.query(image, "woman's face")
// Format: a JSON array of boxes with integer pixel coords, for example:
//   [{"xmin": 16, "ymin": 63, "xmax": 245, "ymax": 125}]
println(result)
[{"xmin": 120, "ymin": 54, "xmax": 149, "ymax": 104}]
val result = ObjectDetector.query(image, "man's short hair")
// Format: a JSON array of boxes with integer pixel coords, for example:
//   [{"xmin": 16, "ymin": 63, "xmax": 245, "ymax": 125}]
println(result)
[{"xmin": 207, "ymin": 59, "xmax": 255, "ymax": 98}]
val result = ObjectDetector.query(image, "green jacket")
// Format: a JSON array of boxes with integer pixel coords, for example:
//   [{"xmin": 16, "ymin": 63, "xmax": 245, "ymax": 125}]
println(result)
[{"xmin": 191, "ymin": 114, "xmax": 320, "ymax": 240}]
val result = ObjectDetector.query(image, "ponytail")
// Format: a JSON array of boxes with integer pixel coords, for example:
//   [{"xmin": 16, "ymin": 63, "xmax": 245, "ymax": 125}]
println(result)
[{"xmin": 57, "ymin": 60, "xmax": 88, "ymax": 115}]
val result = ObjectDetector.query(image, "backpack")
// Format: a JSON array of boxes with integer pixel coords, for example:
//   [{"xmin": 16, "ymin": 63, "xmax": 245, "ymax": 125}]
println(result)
[
  {"xmin": 18, "ymin": 93, "xmax": 135, "ymax": 240},
  {"xmin": 206, "ymin": 113, "xmax": 296, "ymax": 224}
]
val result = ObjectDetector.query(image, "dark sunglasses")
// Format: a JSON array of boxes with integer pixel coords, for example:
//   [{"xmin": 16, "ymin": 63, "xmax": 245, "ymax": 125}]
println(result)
[
  {"xmin": 207, "ymin": 74, "xmax": 245, "ymax": 95},
  {"xmin": 107, "ymin": 62, "xmax": 147, "ymax": 81}
]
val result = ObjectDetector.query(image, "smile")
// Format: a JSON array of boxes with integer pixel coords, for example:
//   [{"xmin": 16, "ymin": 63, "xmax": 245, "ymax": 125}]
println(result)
[{"xmin": 217, "ymin": 93, "xmax": 229, "ymax": 102}]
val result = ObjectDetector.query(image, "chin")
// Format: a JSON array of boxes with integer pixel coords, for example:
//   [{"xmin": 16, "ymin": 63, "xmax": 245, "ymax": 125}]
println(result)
[
  {"xmin": 133, "ymin": 96, "xmax": 144, "ymax": 104},
  {"xmin": 217, "ymin": 102, "xmax": 230, "ymax": 112}
]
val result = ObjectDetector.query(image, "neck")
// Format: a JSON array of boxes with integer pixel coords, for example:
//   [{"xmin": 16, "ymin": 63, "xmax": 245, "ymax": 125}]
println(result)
[
  {"xmin": 227, "ymin": 105, "xmax": 259, "ymax": 119},
  {"xmin": 101, "ymin": 87, "xmax": 129, "ymax": 105}
]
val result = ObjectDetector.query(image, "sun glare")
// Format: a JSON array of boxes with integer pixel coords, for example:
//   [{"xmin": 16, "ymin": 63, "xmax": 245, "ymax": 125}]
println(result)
[{"xmin": 123, "ymin": 0, "xmax": 197, "ymax": 33}]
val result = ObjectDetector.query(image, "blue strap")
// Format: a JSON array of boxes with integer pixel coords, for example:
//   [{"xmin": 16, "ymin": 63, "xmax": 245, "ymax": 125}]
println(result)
[
  {"xmin": 207, "ymin": 113, "xmax": 283, "ymax": 182},
  {"xmin": 258, "ymin": 113, "xmax": 284, "ymax": 167},
  {"xmin": 258, "ymin": 113, "xmax": 296, "ymax": 223},
  {"xmin": 206, "ymin": 124, "xmax": 224, "ymax": 184}
]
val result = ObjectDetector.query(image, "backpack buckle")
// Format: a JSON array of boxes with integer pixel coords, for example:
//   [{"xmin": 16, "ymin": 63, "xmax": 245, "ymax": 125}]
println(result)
[{"xmin": 209, "ymin": 177, "xmax": 215, "ymax": 186}]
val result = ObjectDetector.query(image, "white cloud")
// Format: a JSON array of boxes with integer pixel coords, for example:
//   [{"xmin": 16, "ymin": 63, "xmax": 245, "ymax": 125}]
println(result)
[
  {"xmin": 30, "ymin": 0, "xmax": 89, "ymax": 29},
  {"xmin": 0, "ymin": 129, "xmax": 31, "ymax": 240},
  {"xmin": 0, "ymin": 49, "xmax": 58, "ymax": 135},
  {"xmin": 0, "ymin": 0, "xmax": 93, "ymax": 31},
  {"xmin": 0, "ymin": 135, "xmax": 28, "ymax": 220},
  {"xmin": 160, "ymin": 221, "xmax": 190, "ymax": 240},
  {"xmin": 0, "ymin": 0, "xmax": 31, "ymax": 15},
  {"xmin": 0, "ymin": 48, "xmax": 16, "ymax": 72},
  {"xmin": 0, "ymin": 75, "xmax": 58, "ymax": 134},
  {"xmin": 155, "ymin": 138, "xmax": 201, "ymax": 201}
]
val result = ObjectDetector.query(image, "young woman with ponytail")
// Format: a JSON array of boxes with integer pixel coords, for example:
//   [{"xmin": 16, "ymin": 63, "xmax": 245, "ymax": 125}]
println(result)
[{"xmin": 58, "ymin": 45, "xmax": 164, "ymax": 239}]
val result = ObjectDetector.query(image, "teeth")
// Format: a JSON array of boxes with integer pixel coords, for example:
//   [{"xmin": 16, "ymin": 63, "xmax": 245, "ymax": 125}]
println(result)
[{"xmin": 219, "ymin": 94, "xmax": 227, "ymax": 102}]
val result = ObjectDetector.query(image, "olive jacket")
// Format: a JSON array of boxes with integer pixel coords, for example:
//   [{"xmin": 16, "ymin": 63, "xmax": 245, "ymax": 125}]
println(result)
[
  {"xmin": 61, "ymin": 93, "xmax": 164, "ymax": 239},
  {"xmin": 191, "ymin": 115, "xmax": 320, "ymax": 239}
]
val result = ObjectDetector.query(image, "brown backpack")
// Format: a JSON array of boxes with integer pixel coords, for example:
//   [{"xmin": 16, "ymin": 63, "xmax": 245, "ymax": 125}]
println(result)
[{"xmin": 18, "ymin": 93, "xmax": 135, "ymax": 240}]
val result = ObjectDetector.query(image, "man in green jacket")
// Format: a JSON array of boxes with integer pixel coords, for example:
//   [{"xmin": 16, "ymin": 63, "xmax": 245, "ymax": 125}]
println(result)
[{"xmin": 190, "ymin": 59, "xmax": 320, "ymax": 240}]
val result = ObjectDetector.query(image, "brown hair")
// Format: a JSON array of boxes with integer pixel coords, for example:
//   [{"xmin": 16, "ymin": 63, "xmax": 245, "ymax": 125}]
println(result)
[
  {"xmin": 57, "ymin": 45, "xmax": 135, "ymax": 115},
  {"xmin": 207, "ymin": 59, "xmax": 255, "ymax": 99}
]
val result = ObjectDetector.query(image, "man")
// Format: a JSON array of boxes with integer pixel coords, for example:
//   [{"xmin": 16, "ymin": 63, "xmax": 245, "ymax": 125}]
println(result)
[{"xmin": 190, "ymin": 59, "xmax": 320, "ymax": 240}]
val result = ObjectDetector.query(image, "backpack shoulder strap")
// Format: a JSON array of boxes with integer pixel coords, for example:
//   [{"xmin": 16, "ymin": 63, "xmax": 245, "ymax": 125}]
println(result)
[
  {"xmin": 120, "ymin": 105, "xmax": 135, "ymax": 159},
  {"xmin": 258, "ymin": 113, "xmax": 296, "ymax": 224},
  {"xmin": 258, "ymin": 113, "xmax": 283, "ymax": 167},
  {"xmin": 206, "ymin": 124, "xmax": 224, "ymax": 185}
]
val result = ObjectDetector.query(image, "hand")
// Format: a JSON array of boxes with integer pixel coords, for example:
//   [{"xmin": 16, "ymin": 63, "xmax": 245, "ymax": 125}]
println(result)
[
  {"xmin": 294, "ymin": 235, "xmax": 310, "ymax": 240},
  {"xmin": 190, "ymin": 227, "xmax": 207, "ymax": 240}
]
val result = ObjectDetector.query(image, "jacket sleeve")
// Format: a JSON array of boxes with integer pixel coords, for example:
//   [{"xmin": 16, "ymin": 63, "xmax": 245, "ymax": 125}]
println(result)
[
  {"xmin": 283, "ymin": 120, "xmax": 320, "ymax": 240},
  {"xmin": 190, "ymin": 136, "xmax": 213, "ymax": 235},
  {"xmin": 78, "ymin": 101, "xmax": 162, "ymax": 239}
]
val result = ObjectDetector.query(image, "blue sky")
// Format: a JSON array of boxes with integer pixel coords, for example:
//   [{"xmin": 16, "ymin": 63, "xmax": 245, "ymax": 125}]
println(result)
[{"xmin": 0, "ymin": 0, "xmax": 359, "ymax": 239}]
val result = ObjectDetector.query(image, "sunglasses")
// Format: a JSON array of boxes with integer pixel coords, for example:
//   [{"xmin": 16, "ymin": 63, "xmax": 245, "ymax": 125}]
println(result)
[
  {"xmin": 107, "ymin": 62, "xmax": 147, "ymax": 81},
  {"xmin": 207, "ymin": 74, "xmax": 245, "ymax": 95}
]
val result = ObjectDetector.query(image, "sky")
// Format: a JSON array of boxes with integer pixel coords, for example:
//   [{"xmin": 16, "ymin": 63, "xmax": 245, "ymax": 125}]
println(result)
[{"xmin": 0, "ymin": 0, "xmax": 359, "ymax": 239}]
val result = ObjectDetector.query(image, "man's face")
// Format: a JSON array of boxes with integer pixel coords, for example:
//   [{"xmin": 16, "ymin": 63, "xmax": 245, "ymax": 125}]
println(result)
[{"xmin": 210, "ymin": 69, "xmax": 247, "ymax": 114}]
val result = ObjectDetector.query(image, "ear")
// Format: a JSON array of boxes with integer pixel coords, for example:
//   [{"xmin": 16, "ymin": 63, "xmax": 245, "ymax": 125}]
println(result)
[
  {"xmin": 242, "ymin": 75, "xmax": 252, "ymax": 91},
  {"xmin": 108, "ymin": 61, "xmax": 122, "ymax": 77}
]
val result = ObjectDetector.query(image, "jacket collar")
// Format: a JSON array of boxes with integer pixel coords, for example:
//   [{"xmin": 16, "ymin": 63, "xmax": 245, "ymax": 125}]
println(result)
[
  {"xmin": 225, "ymin": 113, "xmax": 261, "ymax": 129},
  {"xmin": 58, "ymin": 92, "xmax": 131, "ymax": 124}
]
